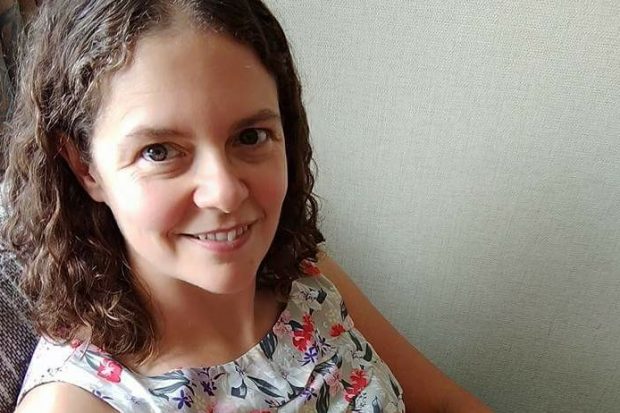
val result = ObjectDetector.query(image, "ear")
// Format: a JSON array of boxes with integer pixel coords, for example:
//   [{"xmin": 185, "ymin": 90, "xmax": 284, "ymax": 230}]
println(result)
[{"xmin": 61, "ymin": 140, "xmax": 107, "ymax": 203}]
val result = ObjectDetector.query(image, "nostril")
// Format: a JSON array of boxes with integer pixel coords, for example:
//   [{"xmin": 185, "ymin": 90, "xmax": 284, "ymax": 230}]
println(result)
[{"xmin": 192, "ymin": 177, "xmax": 249, "ymax": 212}]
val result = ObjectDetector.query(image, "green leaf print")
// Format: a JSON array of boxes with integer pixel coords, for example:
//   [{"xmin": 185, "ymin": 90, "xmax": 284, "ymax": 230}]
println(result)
[
  {"xmin": 316, "ymin": 383, "xmax": 330, "ymax": 413},
  {"xmin": 289, "ymin": 319, "xmax": 303, "ymax": 331},
  {"xmin": 363, "ymin": 344, "xmax": 374, "ymax": 362},
  {"xmin": 340, "ymin": 300, "xmax": 349, "ymax": 320},
  {"xmin": 148, "ymin": 378, "xmax": 192, "ymax": 401},
  {"xmin": 287, "ymin": 384, "xmax": 306, "ymax": 399},
  {"xmin": 349, "ymin": 331, "xmax": 363, "ymax": 352},
  {"xmin": 247, "ymin": 375, "xmax": 283, "ymax": 398},
  {"xmin": 334, "ymin": 352, "xmax": 343, "ymax": 368},
  {"xmin": 316, "ymin": 288, "xmax": 327, "ymax": 304},
  {"xmin": 83, "ymin": 351, "xmax": 99, "ymax": 371},
  {"xmin": 314, "ymin": 358, "xmax": 335, "ymax": 375},
  {"xmin": 231, "ymin": 380, "xmax": 248, "ymax": 398},
  {"xmin": 315, "ymin": 352, "xmax": 342, "ymax": 376},
  {"xmin": 390, "ymin": 376, "xmax": 402, "ymax": 398},
  {"xmin": 259, "ymin": 331, "xmax": 278, "ymax": 360},
  {"xmin": 149, "ymin": 370, "xmax": 188, "ymax": 381},
  {"xmin": 372, "ymin": 396, "xmax": 382, "ymax": 412}
]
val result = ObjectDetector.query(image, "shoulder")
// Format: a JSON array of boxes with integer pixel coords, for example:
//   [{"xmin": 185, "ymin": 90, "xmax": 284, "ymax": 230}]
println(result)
[
  {"xmin": 16, "ymin": 382, "xmax": 115, "ymax": 413},
  {"xmin": 19, "ymin": 338, "xmax": 134, "ymax": 413},
  {"xmin": 315, "ymin": 251, "xmax": 492, "ymax": 412},
  {"xmin": 294, "ymin": 258, "xmax": 350, "ymax": 318},
  {"xmin": 297, "ymin": 258, "xmax": 341, "ymax": 294},
  {"xmin": 313, "ymin": 251, "xmax": 409, "ymax": 358}
]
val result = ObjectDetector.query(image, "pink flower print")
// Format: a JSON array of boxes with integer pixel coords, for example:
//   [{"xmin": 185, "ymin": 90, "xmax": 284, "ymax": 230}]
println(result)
[
  {"xmin": 302, "ymin": 314, "xmax": 315, "ymax": 332},
  {"xmin": 273, "ymin": 320, "xmax": 292, "ymax": 337},
  {"xmin": 324, "ymin": 367, "xmax": 342, "ymax": 387},
  {"xmin": 292, "ymin": 313, "xmax": 316, "ymax": 352},
  {"xmin": 292, "ymin": 330, "xmax": 311, "ymax": 352},
  {"xmin": 324, "ymin": 366, "xmax": 344, "ymax": 396},
  {"xmin": 330, "ymin": 323, "xmax": 346, "ymax": 337},
  {"xmin": 351, "ymin": 369, "xmax": 368, "ymax": 388},
  {"xmin": 330, "ymin": 381, "xmax": 344, "ymax": 397},
  {"xmin": 97, "ymin": 358, "xmax": 122, "ymax": 383},
  {"xmin": 280, "ymin": 309, "xmax": 292, "ymax": 323},
  {"xmin": 300, "ymin": 260, "xmax": 321, "ymax": 277},
  {"xmin": 70, "ymin": 339, "xmax": 82, "ymax": 349},
  {"xmin": 344, "ymin": 368, "xmax": 368, "ymax": 402}
]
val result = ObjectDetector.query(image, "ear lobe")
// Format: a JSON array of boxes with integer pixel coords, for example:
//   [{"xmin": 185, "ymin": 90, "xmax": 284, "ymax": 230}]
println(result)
[{"xmin": 61, "ymin": 140, "xmax": 107, "ymax": 203}]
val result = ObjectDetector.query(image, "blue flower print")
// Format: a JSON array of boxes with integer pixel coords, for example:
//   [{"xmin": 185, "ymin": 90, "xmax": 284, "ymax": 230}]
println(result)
[
  {"xmin": 315, "ymin": 335, "xmax": 332, "ymax": 356},
  {"xmin": 91, "ymin": 388, "xmax": 112, "ymax": 401},
  {"xmin": 172, "ymin": 389, "xmax": 193, "ymax": 409},
  {"xmin": 22, "ymin": 275, "xmax": 405, "ymax": 412},
  {"xmin": 201, "ymin": 379, "xmax": 217, "ymax": 396},
  {"xmin": 302, "ymin": 344, "xmax": 319, "ymax": 366},
  {"xmin": 198, "ymin": 367, "xmax": 224, "ymax": 396},
  {"xmin": 300, "ymin": 386, "xmax": 318, "ymax": 401}
]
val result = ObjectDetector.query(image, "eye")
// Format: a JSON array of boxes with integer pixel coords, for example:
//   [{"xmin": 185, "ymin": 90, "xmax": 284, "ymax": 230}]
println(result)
[
  {"xmin": 140, "ymin": 143, "xmax": 183, "ymax": 162},
  {"xmin": 236, "ymin": 128, "xmax": 270, "ymax": 146}
]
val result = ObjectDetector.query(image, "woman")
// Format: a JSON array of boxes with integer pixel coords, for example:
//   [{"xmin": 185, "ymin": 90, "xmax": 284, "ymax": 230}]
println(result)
[{"xmin": 2, "ymin": 0, "xmax": 490, "ymax": 411}]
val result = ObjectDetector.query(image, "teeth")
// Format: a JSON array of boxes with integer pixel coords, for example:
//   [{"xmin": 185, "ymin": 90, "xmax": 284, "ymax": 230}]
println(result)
[{"xmin": 192, "ymin": 225, "xmax": 248, "ymax": 242}]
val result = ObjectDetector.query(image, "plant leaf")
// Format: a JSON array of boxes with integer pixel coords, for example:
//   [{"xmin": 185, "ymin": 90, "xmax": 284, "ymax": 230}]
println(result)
[
  {"xmin": 363, "ymin": 344, "xmax": 374, "ymax": 361},
  {"xmin": 349, "ymin": 331, "xmax": 363, "ymax": 352},
  {"xmin": 259, "ymin": 331, "xmax": 278, "ymax": 360},
  {"xmin": 316, "ymin": 383, "xmax": 330, "ymax": 413},
  {"xmin": 247, "ymin": 375, "xmax": 282, "ymax": 398},
  {"xmin": 231, "ymin": 381, "xmax": 248, "ymax": 399}
]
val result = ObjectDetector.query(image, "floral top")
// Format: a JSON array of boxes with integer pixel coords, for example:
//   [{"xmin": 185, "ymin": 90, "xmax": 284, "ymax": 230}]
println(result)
[{"xmin": 18, "ymin": 261, "xmax": 405, "ymax": 412}]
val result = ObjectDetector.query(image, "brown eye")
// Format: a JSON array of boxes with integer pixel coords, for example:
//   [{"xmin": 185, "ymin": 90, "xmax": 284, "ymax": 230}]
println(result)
[{"xmin": 237, "ymin": 129, "xmax": 269, "ymax": 146}]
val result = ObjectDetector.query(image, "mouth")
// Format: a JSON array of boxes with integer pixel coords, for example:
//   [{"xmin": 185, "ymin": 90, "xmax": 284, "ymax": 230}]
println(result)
[{"xmin": 183, "ymin": 224, "xmax": 251, "ymax": 243}]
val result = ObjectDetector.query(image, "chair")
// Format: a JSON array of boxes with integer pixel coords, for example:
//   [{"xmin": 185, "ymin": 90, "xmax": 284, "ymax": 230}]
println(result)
[{"xmin": 0, "ymin": 249, "xmax": 38, "ymax": 413}]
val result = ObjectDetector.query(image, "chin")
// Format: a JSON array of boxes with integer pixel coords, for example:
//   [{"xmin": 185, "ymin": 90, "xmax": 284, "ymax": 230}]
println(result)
[{"xmin": 181, "ymin": 263, "xmax": 260, "ymax": 295}]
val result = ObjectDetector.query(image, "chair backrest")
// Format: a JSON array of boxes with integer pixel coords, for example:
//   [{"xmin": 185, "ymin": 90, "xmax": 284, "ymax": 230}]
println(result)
[{"xmin": 0, "ymin": 250, "xmax": 38, "ymax": 413}]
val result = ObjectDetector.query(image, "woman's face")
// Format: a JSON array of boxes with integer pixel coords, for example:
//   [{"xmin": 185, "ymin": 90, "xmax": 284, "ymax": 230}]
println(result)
[{"xmin": 80, "ymin": 28, "xmax": 288, "ymax": 294}]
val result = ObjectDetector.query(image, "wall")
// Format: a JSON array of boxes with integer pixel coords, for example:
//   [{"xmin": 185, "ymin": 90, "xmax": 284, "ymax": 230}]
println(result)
[{"xmin": 264, "ymin": 1, "xmax": 620, "ymax": 411}]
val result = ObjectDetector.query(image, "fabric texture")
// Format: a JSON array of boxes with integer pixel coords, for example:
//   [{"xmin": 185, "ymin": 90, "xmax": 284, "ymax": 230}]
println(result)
[
  {"xmin": 19, "ymin": 262, "xmax": 405, "ymax": 412},
  {"xmin": 1, "ymin": 0, "xmax": 40, "ymax": 175},
  {"xmin": 0, "ymin": 6, "xmax": 44, "ymax": 412},
  {"xmin": 0, "ymin": 249, "xmax": 38, "ymax": 413},
  {"xmin": 0, "ymin": 1, "xmax": 30, "ymax": 126}
]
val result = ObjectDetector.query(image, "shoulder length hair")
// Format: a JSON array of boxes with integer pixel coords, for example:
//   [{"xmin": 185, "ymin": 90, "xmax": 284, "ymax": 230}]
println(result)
[{"xmin": 1, "ymin": 0, "xmax": 323, "ymax": 364}]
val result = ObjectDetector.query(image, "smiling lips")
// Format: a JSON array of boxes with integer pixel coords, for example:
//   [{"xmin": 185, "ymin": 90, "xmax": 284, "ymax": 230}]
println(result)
[{"xmin": 186, "ymin": 224, "xmax": 250, "ymax": 242}]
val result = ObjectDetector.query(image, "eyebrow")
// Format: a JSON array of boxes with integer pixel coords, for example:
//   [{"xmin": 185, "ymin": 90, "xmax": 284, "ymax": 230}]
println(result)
[
  {"xmin": 123, "ymin": 108, "xmax": 281, "ymax": 141},
  {"xmin": 232, "ymin": 108, "xmax": 281, "ymax": 132}
]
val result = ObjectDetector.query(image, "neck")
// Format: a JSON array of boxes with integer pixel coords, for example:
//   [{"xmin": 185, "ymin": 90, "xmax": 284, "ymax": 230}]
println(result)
[{"xmin": 128, "ymin": 275, "xmax": 281, "ymax": 376}]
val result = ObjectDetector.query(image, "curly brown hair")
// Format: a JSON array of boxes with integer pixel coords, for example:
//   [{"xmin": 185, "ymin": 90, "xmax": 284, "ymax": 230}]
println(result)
[{"xmin": 1, "ymin": 0, "xmax": 323, "ymax": 364}]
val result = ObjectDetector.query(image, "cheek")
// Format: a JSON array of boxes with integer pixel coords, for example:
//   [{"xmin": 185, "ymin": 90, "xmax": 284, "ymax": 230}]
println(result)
[
  {"xmin": 107, "ymin": 179, "xmax": 186, "ymax": 232},
  {"xmin": 254, "ymin": 159, "xmax": 288, "ymax": 214}
]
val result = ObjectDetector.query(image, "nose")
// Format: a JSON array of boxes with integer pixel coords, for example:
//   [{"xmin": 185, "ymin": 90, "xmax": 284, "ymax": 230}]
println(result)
[{"xmin": 192, "ymin": 155, "xmax": 249, "ymax": 213}]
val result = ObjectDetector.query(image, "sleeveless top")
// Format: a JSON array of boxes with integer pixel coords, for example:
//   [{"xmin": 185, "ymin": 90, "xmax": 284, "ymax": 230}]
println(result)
[{"xmin": 18, "ymin": 261, "xmax": 405, "ymax": 412}]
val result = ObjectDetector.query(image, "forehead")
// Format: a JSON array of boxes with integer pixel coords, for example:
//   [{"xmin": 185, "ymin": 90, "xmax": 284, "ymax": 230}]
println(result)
[{"xmin": 94, "ymin": 28, "xmax": 279, "ymax": 138}]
